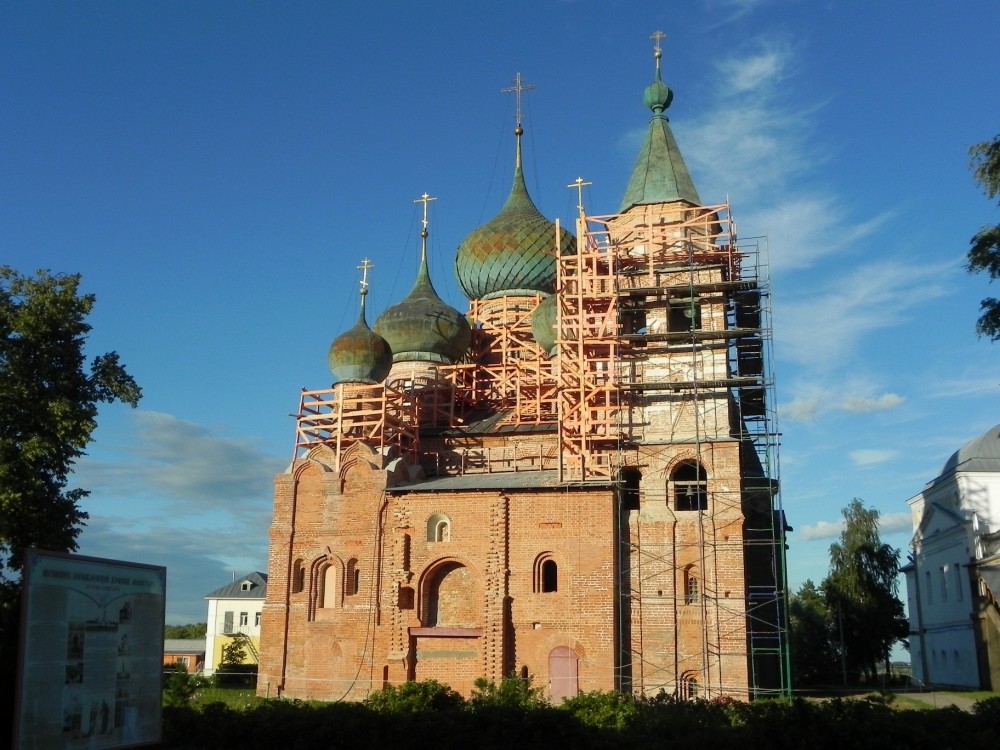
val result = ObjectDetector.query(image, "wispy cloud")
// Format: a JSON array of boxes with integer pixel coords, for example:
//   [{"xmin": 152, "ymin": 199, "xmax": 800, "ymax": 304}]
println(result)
[
  {"xmin": 780, "ymin": 379, "xmax": 905, "ymax": 423},
  {"xmin": 798, "ymin": 511, "xmax": 912, "ymax": 542},
  {"xmin": 849, "ymin": 449, "xmax": 899, "ymax": 467},
  {"xmin": 777, "ymin": 259, "xmax": 951, "ymax": 369}
]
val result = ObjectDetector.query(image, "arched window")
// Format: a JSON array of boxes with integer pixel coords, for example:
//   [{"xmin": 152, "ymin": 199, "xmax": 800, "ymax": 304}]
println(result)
[
  {"xmin": 620, "ymin": 467, "xmax": 641, "ymax": 511},
  {"xmin": 672, "ymin": 461, "xmax": 708, "ymax": 511},
  {"xmin": 680, "ymin": 671, "xmax": 700, "ymax": 699},
  {"xmin": 534, "ymin": 554, "xmax": 559, "ymax": 593},
  {"xmin": 685, "ymin": 568, "xmax": 700, "ymax": 604},
  {"xmin": 318, "ymin": 561, "xmax": 339, "ymax": 609},
  {"xmin": 292, "ymin": 559, "xmax": 305, "ymax": 594},
  {"xmin": 542, "ymin": 559, "xmax": 558, "ymax": 593},
  {"xmin": 427, "ymin": 513, "xmax": 451, "ymax": 542}
]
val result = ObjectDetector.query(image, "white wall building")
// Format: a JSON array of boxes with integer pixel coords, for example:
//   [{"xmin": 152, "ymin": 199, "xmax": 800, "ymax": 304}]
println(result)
[
  {"xmin": 204, "ymin": 571, "xmax": 267, "ymax": 676},
  {"xmin": 905, "ymin": 423, "xmax": 1000, "ymax": 688}
]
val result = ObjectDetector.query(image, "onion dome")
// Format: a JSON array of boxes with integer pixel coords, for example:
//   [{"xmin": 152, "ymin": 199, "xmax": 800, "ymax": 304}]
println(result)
[
  {"xmin": 530, "ymin": 293, "xmax": 558, "ymax": 355},
  {"xmin": 455, "ymin": 115, "xmax": 576, "ymax": 301},
  {"xmin": 375, "ymin": 199, "xmax": 471, "ymax": 363},
  {"xmin": 619, "ymin": 39, "xmax": 701, "ymax": 212},
  {"xmin": 328, "ymin": 267, "xmax": 392, "ymax": 384}
]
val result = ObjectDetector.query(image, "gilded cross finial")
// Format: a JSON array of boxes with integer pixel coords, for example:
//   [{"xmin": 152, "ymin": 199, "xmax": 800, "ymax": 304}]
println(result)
[
  {"xmin": 413, "ymin": 192, "xmax": 437, "ymax": 233},
  {"xmin": 651, "ymin": 30, "xmax": 665, "ymax": 70},
  {"xmin": 502, "ymin": 72, "xmax": 535, "ymax": 126},
  {"xmin": 357, "ymin": 257, "xmax": 374, "ymax": 297},
  {"xmin": 567, "ymin": 177, "xmax": 592, "ymax": 217}
]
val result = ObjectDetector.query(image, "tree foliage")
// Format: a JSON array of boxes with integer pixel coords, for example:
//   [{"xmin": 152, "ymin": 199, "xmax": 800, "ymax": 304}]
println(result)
[
  {"xmin": 788, "ymin": 579, "xmax": 839, "ymax": 685},
  {"xmin": 0, "ymin": 267, "xmax": 141, "ymax": 579},
  {"xmin": 165, "ymin": 623, "xmax": 209, "ymax": 639},
  {"xmin": 822, "ymin": 499, "xmax": 907, "ymax": 682},
  {"xmin": 967, "ymin": 134, "xmax": 1000, "ymax": 340}
]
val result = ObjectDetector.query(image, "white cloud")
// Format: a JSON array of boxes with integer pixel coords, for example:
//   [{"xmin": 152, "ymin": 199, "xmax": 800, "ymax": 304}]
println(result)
[
  {"xmin": 799, "ymin": 519, "xmax": 843, "ymax": 541},
  {"xmin": 779, "ymin": 381, "xmax": 905, "ymax": 423},
  {"xmin": 849, "ymin": 449, "xmax": 899, "ymax": 467},
  {"xmin": 798, "ymin": 511, "xmax": 911, "ymax": 542},
  {"xmin": 841, "ymin": 393, "xmax": 905, "ymax": 413}
]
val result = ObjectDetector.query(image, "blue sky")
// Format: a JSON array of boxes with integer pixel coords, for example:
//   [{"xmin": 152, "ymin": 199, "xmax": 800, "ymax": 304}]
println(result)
[{"xmin": 4, "ymin": 0, "xmax": 999, "ymax": 625}]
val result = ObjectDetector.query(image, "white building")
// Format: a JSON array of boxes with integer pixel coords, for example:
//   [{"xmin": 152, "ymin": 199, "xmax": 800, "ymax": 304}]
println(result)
[
  {"xmin": 204, "ymin": 571, "xmax": 267, "ymax": 676},
  {"xmin": 904, "ymin": 423, "xmax": 1000, "ymax": 688}
]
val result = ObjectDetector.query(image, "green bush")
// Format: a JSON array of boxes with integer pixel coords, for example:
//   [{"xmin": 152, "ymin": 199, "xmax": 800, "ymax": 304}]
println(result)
[
  {"xmin": 163, "ymin": 664, "xmax": 208, "ymax": 708},
  {"xmin": 364, "ymin": 679, "xmax": 464, "ymax": 714},
  {"xmin": 469, "ymin": 674, "xmax": 546, "ymax": 709},
  {"xmin": 563, "ymin": 690, "xmax": 638, "ymax": 729}
]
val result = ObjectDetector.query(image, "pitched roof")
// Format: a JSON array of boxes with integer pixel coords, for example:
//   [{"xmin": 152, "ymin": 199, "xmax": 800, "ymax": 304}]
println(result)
[
  {"xmin": 204, "ymin": 571, "xmax": 268, "ymax": 599},
  {"xmin": 164, "ymin": 638, "xmax": 206, "ymax": 653}
]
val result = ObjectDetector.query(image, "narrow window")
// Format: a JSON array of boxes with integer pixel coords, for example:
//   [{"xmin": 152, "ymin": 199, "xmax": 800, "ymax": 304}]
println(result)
[
  {"xmin": 345, "ymin": 559, "xmax": 359, "ymax": 596},
  {"xmin": 321, "ymin": 563, "xmax": 338, "ymax": 608},
  {"xmin": 292, "ymin": 560, "xmax": 305, "ymax": 594},
  {"xmin": 955, "ymin": 564, "xmax": 963, "ymax": 602},
  {"xmin": 620, "ymin": 467, "xmax": 641, "ymax": 511},
  {"xmin": 239, "ymin": 612, "xmax": 248, "ymax": 628},
  {"xmin": 685, "ymin": 572, "xmax": 700, "ymax": 604},
  {"xmin": 223, "ymin": 611, "xmax": 234, "ymax": 634},
  {"xmin": 925, "ymin": 571, "xmax": 933, "ymax": 605},
  {"xmin": 673, "ymin": 461, "xmax": 708, "ymax": 511},
  {"xmin": 541, "ymin": 559, "xmax": 558, "ymax": 593},
  {"xmin": 254, "ymin": 612, "xmax": 261, "ymax": 628}
]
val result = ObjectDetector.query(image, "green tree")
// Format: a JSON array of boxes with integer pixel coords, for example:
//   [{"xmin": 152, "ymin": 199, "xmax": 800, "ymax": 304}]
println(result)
[
  {"xmin": 822, "ymin": 499, "xmax": 906, "ymax": 683},
  {"xmin": 967, "ymin": 134, "xmax": 1000, "ymax": 340},
  {"xmin": 219, "ymin": 639, "xmax": 247, "ymax": 668},
  {"xmin": 0, "ymin": 267, "xmax": 141, "ymax": 736},
  {"xmin": 0, "ymin": 267, "xmax": 141, "ymax": 578},
  {"xmin": 788, "ymin": 579, "xmax": 839, "ymax": 686},
  {"xmin": 165, "ymin": 623, "xmax": 208, "ymax": 639}
]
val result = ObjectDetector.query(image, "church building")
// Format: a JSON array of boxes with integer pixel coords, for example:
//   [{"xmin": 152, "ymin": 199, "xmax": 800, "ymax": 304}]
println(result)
[{"xmin": 256, "ymin": 39, "xmax": 788, "ymax": 702}]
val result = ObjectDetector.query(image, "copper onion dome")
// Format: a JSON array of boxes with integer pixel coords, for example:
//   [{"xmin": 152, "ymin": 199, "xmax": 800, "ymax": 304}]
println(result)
[
  {"xmin": 375, "ymin": 198, "xmax": 471, "ymax": 363},
  {"xmin": 328, "ymin": 266, "xmax": 393, "ymax": 384}
]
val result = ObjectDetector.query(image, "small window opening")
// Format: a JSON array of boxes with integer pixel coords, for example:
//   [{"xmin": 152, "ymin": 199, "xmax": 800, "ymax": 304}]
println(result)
[{"xmin": 541, "ymin": 559, "xmax": 558, "ymax": 593}]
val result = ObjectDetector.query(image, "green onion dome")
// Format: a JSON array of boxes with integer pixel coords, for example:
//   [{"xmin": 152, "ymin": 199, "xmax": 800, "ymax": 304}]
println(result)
[
  {"xmin": 328, "ymin": 291, "xmax": 392, "ymax": 384},
  {"xmin": 375, "ymin": 232, "xmax": 471, "ymax": 364},
  {"xmin": 455, "ymin": 126, "xmax": 576, "ymax": 301},
  {"xmin": 530, "ymin": 293, "xmax": 558, "ymax": 356}
]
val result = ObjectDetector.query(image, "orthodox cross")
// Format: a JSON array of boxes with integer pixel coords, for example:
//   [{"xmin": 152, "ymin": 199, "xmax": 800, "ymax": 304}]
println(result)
[
  {"xmin": 357, "ymin": 257, "xmax": 373, "ymax": 297},
  {"xmin": 567, "ymin": 177, "xmax": 592, "ymax": 217},
  {"xmin": 413, "ymin": 192, "xmax": 437, "ymax": 233},
  {"xmin": 651, "ymin": 30, "xmax": 666, "ymax": 69},
  {"xmin": 502, "ymin": 72, "xmax": 535, "ymax": 125}
]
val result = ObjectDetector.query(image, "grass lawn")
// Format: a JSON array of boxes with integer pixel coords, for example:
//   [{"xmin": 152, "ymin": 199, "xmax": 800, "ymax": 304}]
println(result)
[{"xmin": 190, "ymin": 687, "xmax": 262, "ymax": 710}]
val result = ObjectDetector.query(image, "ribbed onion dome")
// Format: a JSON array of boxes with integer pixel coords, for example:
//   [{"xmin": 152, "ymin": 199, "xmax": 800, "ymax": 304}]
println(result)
[
  {"xmin": 375, "ymin": 230, "xmax": 471, "ymax": 363},
  {"xmin": 530, "ymin": 293, "xmax": 558, "ymax": 355},
  {"xmin": 328, "ymin": 290, "xmax": 392, "ymax": 384},
  {"xmin": 619, "ymin": 47, "xmax": 701, "ymax": 212},
  {"xmin": 455, "ymin": 125, "xmax": 576, "ymax": 301}
]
